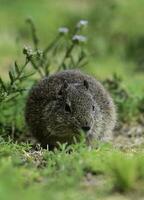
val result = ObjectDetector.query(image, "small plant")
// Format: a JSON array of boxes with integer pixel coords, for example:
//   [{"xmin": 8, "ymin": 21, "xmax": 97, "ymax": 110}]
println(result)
[
  {"xmin": 0, "ymin": 19, "xmax": 88, "ymax": 140},
  {"xmin": 0, "ymin": 60, "xmax": 32, "ymax": 103},
  {"xmin": 103, "ymin": 74, "xmax": 139, "ymax": 122},
  {"xmin": 108, "ymin": 151, "xmax": 137, "ymax": 192},
  {"xmin": 24, "ymin": 18, "xmax": 88, "ymax": 77},
  {"xmin": 0, "ymin": 18, "xmax": 88, "ymax": 103}
]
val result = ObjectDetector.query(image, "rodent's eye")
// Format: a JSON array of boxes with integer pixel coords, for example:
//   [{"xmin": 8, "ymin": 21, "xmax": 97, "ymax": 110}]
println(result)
[
  {"xmin": 92, "ymin": 105, "xmax": 95, "ymax": 111},
  {"xmin": 58, "ymin": 89, "xmax": 62, "ymax": 96},
  {"xmin": 65, "ymin": 103, "xmax": 71, "ymax": 113}
]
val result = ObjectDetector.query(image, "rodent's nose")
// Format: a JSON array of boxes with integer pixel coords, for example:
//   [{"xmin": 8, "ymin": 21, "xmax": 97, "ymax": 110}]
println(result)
[{"xmin": 81, "ymin": 126, "xmax": 91, "ymax": 132}]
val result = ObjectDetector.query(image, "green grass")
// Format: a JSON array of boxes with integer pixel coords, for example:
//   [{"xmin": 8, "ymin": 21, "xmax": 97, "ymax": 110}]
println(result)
[{"xmin": 0, "ymin": 140, "xmax": 144, "ymax": 200}]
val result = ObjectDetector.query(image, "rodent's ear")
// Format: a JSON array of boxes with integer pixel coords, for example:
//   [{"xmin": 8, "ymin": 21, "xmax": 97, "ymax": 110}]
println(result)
[
  {"xmin": 84, "ymin": 80, "xmax": 89, "ymax": 89},
  {"xmin": 58, "ymin": 80, "xmax": 68, "ymax": 96}
]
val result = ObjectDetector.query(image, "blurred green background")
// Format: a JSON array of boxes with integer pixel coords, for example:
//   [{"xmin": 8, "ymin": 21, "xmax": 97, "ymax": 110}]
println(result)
[{"xmin": 0, "ymin": 0, "xmax": 144, "ymax": 94}]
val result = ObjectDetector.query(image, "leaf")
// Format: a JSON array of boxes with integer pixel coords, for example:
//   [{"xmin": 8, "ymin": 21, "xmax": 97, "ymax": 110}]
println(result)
[
  {"xmin": 0, "ymin": 77, "xmax": 7, "ymax": 92},
  {"xmin": 78, "ymin": 60, "xmax": 88, "ymax": 68},
  {"xmin": 9, "ymin": 71, "xmax": 14, "ymax": 84},
  {"xmin": 14, "ymin": 61, "xmax": 20, "ymax": 74},
  {"xmin": 19, "ymin": 72, "xmax": 35, "ymax": 81}
]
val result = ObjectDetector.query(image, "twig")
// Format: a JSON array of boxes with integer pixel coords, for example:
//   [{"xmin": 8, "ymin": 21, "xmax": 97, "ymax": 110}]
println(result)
[{"xmin": 26, "ymin": 18, "xmax": 39, "ymax": 51}]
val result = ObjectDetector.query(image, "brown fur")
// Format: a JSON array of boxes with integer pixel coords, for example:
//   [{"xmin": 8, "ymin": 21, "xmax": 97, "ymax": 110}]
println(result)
[{"xmin": 25, "ymin": 70, "xmax": 116, "ymax": 148}]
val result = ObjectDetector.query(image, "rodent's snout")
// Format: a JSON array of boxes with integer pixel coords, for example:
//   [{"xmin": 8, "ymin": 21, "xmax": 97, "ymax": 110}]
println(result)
[
  {"xmin": 81, "ymin": 126, "xmax": 91, "ymax": 133},
  {"xmin": 79, "ymin": 118, "xmax": 93, "ymax": 134}
]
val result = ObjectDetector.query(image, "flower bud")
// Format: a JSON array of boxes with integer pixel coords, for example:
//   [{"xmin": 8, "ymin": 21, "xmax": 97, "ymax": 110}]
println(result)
[
  {"xmin": 72, "ymin": 35, "xmax": 87, "ymax": 44},
  {"xmin": 58, "ymin": 27, "xmax": 69, "ymax": 35},
  {"xmin": 77, "ymin": 20, "xmax": 88, "ymax": 28}
]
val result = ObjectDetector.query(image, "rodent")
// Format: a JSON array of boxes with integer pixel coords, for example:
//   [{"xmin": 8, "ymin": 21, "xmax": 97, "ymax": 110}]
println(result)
[{"xmin": 25, "ymin": 70, "xmax": 116, "ymax": 149}]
